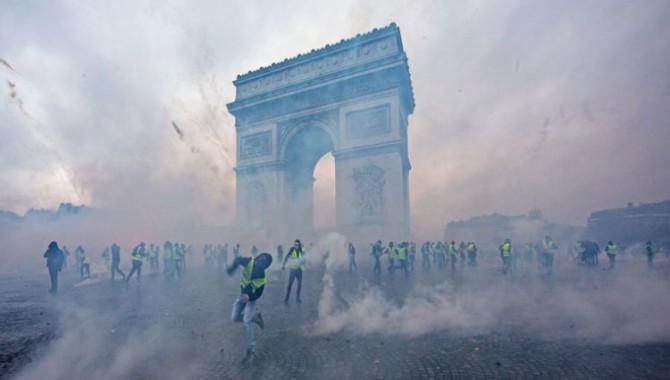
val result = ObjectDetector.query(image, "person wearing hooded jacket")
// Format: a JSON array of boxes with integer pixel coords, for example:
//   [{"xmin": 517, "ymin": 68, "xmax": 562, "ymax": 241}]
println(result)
[
  {"xmin": 227, "ymin": 251, "xmax": 272, "ymax": 363},
  {"xmin": 43, "ymin": 241, "xmax": 65, "ymax": 293}
]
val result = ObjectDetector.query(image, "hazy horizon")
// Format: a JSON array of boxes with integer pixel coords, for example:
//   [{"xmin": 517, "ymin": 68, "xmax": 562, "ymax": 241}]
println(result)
[{"xmin": 2, "ymin": 0, "xmax": 669, "ymax": 238}]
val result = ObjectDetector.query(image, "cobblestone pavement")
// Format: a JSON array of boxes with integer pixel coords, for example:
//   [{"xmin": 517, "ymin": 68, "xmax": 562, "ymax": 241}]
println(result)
[{"xmin": 2, "ymin": 254, "xmax": 670, "ymax": 379}]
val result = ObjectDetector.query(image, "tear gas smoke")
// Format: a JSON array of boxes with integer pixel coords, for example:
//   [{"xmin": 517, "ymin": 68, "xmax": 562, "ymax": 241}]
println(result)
[{"xmin": 311, "ymin": 236, "xmax": 670, "ymax": 345}]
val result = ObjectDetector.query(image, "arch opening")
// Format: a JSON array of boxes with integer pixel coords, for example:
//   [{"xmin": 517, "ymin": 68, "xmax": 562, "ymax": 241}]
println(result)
[{"xmin": 283, "ymin": 125, "xmax": 334, "ymax": 235}]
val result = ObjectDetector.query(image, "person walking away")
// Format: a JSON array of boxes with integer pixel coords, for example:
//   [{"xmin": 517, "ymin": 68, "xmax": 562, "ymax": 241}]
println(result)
[
  {"xmin": 148, "ymin": 244, "xmax": 159, "ymax": 272},
  {"xmin": 447, "ymin": 241, "xmax": 457, "ymax": 272},
  {"xmin": 227, "ymin": 252, "xmax": 272, "ymax": 363},
  {"xmin": 606, "ymin": 241, "xmax": 617, "ymax": 271},
  {"xmin": 80, "ymin": 254, "xmax": 91, "ymax": 280},
  {"xmin": 111, "ymin": 243, "xmax": 126, "ymax": 281},
  {"xmin": 75, "ymin": 245, "xmax": 85, "ymax": 275},
  {"xmin": 101, "ymin": 247, "xmax": 110, "ymax": 271},
  {"xmin": 541, "ymin": 236, "xmax": 558, "ymax": 276},
  {"xmin": 126, "ymin": 242, "xmax": 146, "ymax": 283},
  {"xmin": 421, "ymin": 242, "xmax": 431, "ymax": 270},
  {"xmin": 646, "ymin": 241, "xmax": 655, "ymax": 271},
  {"xmin": 372, "ymin": 240, "xmax": 383, "ymax": 274},
  {"xmin": 348, "ymin": 242, "xmax": 357, "ymax": 273},
  {"xmin": 467, "ymin": 241, "xmax": 478, "ymax": 268},
  {"xmin": 458, "ymin": 242, "xmax": 466, "ymax": 269},
  {"xmin": 282, "ymin": 239, "xmax": 306, "ymax": 303},
  {"xmin": 397, "ymin": 242, "xmax": 409, "ymax": 277},
  {"xmin": 62, "ymin": 245, "xmax": 70, "ymax": 269},
  {"xmin": 44, "ymin": 241, "xmax": 65, "ymax": 293},
  {"xmin": 500, "ymin": 239, "xmax": 513, "ymax": 275}
]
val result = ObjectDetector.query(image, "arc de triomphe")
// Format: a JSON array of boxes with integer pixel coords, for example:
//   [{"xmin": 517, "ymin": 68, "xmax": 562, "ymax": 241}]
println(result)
[{"xmin": 227, "ymin": 23, "xmax": 415, "ymax": 241}]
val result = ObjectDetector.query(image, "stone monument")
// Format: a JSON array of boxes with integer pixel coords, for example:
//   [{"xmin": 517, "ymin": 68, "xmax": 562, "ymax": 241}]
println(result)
[{"xmin": 227, "ymin": 23, "xmax": 415, "ymax": 241}]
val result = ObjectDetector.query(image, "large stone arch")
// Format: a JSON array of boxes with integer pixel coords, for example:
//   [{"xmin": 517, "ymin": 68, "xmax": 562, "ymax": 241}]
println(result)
[{"xmin": 227, "ymin": 23, "xmax": 415, "ymax": 241}]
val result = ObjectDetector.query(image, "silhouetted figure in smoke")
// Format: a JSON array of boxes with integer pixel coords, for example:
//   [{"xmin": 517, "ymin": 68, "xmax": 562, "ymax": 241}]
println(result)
[
  {"xmin": 101, "ymin": 246, "xmax": 110, "ymax": 271},
  {"xmin": 110, "ymin": 243, "xmax": 126, "ymax": 281},
  {"xmin": 277, "ymin": 244, "xmax": 284, "ymax": 264},
  {"xmin": 500, "ymin": 239, "xmax": 513, "ymax": 275},
  {"xmin": 227, "ymin": 252, "xmax": 272, "ymax": 363},
  {"xmin": 409, "ymin": 242, "xmax": 417, "ymax": 271},
  {"xmin": 605, "ymin": 241, "xmax": 617, "ymax": 271},
  {"xmin": 448, "ymin": 241, "xmax": 457, "ymax": 272},
  {"xmin": 163, "ymin": 240, "xmax": 180, "ymax": 280},
  {"xmin": 458, "ymin": 242, "xmax": 466, "ymax": 269},
  {"xmin": 582, "ymin": 240, "xmax": 600, "ymax": 267},
  {"xmin": 282, "ymin": 239, "xmax": 305, "ymax": 303},
  {"xmin": 372, "ymin": 240, "xmax": 383, "ymax": 274},
  {"xmin": 538, "ymin": 236, "xmax": 558, "ymax": 277},
  {"xmin": 466, "ymin": 241, "xmax": 478, "ymax": 268},
  {"xmin": 203, "ymin": 244, "xmax": 212, "ymax": 269},
  {"xmin": 43, "ymin": 241, "xmax": 65, "ymax": 293},
  {"xmin": 435, "ymin": 242, "xmax": 447, "ymax": 269},
  {"xmin": 217, "ymin": 243, "xmax": 228, "ymax": 273},
  {"xmin": 646, "ymin": 241, "xmax": 655, "ymax": 271},
  {"xmin": 62, "ymin": 245, "xmax": 70, "ymax": 269},
  {"xmin": 523, "ymin": 243, "xmax": 535, "ymax": 266},
  {"xmin": 397, "ymin": 242, "xmax": 409, "ymax": 277},
  {"xmin": 126, "ymin": 242, "xmax": 145, "ymax": 283},
  {"xmin": 421, "ymin": 241, "xmax": 431, "ymax": 270},
  {"xmin": 75, "ymin": 245, "xmax": 85, "ymax": 276},
  {"xmin": 80, "ymin": 254, "xmax": 91, "ymax": 280},
  {"xmin": 348, "ymin": 242, "xmax": 357, "ymax": 273},
  {"xmin": 387, "ymin": 242, "xmax": 397, "ymax": 275},
  {"xmin": 573, "ymin": 241, "xmax": 585, "ymax": 265},
  {"xmin": 148, "ymin": 243, "xmax": 159, "ymax": 272}
]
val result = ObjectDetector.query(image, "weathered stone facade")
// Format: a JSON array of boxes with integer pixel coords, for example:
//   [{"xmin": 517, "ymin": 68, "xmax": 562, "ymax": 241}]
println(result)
[
  {"xmin": 227, "ymin": 24, "xmax": 415, "ymax": 240},
  {"xmin": 585, "ymin": 200, "xmax": 670, "ymax": 248}
]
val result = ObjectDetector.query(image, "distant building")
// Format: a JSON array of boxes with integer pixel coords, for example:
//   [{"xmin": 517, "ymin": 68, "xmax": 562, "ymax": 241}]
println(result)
[
  {"xmin": 445, "ymin": 210, "xmax": 581, "ymax": 254},
  {"xmin": 585, "ymin": 200, "xmax": 670, "ymax": 248}
]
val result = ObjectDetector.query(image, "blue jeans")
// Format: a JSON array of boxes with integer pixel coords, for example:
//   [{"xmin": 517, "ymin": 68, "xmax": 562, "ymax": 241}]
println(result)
[{"xmin": 231, "ymin": 296, "xmax": 256, "ymax": 352}]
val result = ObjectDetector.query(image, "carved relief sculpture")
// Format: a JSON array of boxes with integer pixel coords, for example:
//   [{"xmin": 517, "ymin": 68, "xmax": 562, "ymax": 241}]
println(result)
[{"xmin": 353, "ymin": 164, "xmax": 385, "ymax": 218}]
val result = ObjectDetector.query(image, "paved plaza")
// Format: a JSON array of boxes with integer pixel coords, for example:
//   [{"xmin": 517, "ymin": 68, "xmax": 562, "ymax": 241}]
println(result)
[{"xmin": 2, "ymin": 253, "xmax": 670, "ymax": 379}]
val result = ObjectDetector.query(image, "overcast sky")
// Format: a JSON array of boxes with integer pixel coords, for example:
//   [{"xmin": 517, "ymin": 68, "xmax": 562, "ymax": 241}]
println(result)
[{"xmin": 2, "ymin": 0, "xmax": 669, "ymax": 237}]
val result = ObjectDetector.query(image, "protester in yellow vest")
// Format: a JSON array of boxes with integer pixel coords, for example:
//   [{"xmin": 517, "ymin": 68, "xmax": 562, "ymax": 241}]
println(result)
[
  {"xmin": 126, "ymin": 242, "xmax": 145, "ymax": 284},
  {"xmin": 282, "ymin": 239, "xmax": 306, "ymax": 303},
  {"xmin": 227, "ymin": 252, "xmax": 272, "ymax": 363},
  {"xmin": 606, "ymin": 241, "xmax": 618, "ymax": 271}
]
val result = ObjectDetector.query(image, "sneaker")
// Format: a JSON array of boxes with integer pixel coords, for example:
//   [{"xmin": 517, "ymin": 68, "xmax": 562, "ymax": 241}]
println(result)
[
  {"xmin": 253, "ymin": 312, "xmax": 264, "ymax": 329},
  {"xmin": 241, "ymin": 350, "xmax": 256, "ymax": 364}
]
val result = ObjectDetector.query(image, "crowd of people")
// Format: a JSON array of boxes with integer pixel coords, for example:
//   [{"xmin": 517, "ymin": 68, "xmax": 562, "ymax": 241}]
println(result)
[{"xmin": 41, "ymin": 235, "xmax": 661, "ymax": 363}]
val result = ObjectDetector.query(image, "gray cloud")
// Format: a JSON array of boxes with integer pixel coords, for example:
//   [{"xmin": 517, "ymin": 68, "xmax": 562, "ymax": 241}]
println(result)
[{"xmin": 1, "ymin": 0, "xmax": 669, "ymax": 238}]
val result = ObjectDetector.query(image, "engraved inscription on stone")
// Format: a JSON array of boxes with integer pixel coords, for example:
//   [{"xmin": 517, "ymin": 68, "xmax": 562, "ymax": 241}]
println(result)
[
  {"xmin": 353, "ymin": 164, "xmax": 385, "ymax": 218},
  {"xmin": 240, "ymin": 131, "xmax": 272, "ymax": 159},
  {"xmin": 346, "ymin": 105, "xmax": 390, "ymax": 139},
  {"xmin": 237, "ymin": 36, "xmax": 398, "ymax": 99}
]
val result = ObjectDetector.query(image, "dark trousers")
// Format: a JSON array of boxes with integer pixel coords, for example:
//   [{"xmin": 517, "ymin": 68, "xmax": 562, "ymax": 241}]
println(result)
[
  {"xmin": 126, "ymin": 262, "xmax": 142, "ymax": 282},
  {"xmin": 373, "ymin": 257, "xmax": 381, "ymax": 274},
  {"xmin": 48, "ymin": 266, "xmax": 59, "ymax": 291},
  {"xmin": 111, "ymin": 261, "xmax": 125, "ymax": 281},
  {"xmin": 399, "ymin": 259, "xmax": 409, "ymax": 277},
  {"xmin": 285, "ymin": 268, "xmax": 302, "ymax": 301},
  {"xmin": 608, "ymin": 254, "xmax": 616, "ymax": 270}
]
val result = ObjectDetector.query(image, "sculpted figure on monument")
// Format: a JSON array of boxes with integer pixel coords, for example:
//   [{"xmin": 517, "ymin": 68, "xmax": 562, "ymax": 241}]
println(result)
[{"xmin": 353, "ymin": 164, "xmax": 385, "ymax": 218}]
